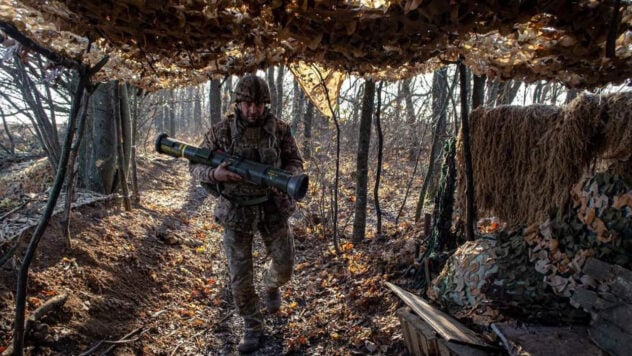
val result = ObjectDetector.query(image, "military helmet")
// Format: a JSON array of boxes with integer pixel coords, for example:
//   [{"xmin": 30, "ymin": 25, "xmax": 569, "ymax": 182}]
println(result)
[{"xmin": 234, "ymin": 75, "xmax": 271, "ymax": 104}]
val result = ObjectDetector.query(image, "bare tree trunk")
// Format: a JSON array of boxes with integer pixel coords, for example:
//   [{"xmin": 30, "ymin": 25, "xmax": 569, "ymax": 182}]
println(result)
[
  {"xmin": 77, "ymin": 96, "xmax": 92, "ymax": 190},
  {"xmin": 275, "ymin": 64, "xmax": 284, "ymax": 118},
  {"xmin": 533, "ymin": 81, "xmax": 548, "ymax": 104},
  {"xmin": 540, "ymin": 83, "xmax": 551, "ymax": 104},
  {"xmin": 393, "ymin": 80, "xmax": 403, "ymax": 136},
  {"xmin": 329, "ymin": 87, "xmax": 342, "ymax": 256},
  {"xmin": 565, "ymin": 88, "xmax": 579, "ymax": 104},
  {"xmin": 36, "ymin": 56, "xmax": 60, "ymax": 148},
  {"xmin": 415, "ymin": 139, "xmax": 457, "ymax": 273},
  {"xmin": 130, "ymin": 86, "xmax": 140, "ymax": 204},
  {"xmin": 186, "ymin": 87, "xmax": 194, "ymax": 132},
  {"xmin": 472, "ymin": 74, "xmax": 486, "ymax": 109},
  {"xmin": 415, "ymin": 120, "xmax": 442, "ymax": 222},
  {"xmin": 179, "ymin": 87, "xmax": 185, "ymax": 131},
  {"xmin": 194, "ymin": 86, "xmax": 202, "ymax": 132},
  {"xmin": 209, "ymin": 79, "xmax": 222, "ymax": 126},
  {"xmin": 291, "ymin": 80, "xmax": 304, "ymax": 136},
  {"xmin": 168, "ymin": 90, "xmax": 176, "ymax": 136},
  {"xmin": 459, "ymin": 62, "xmax": 476, "ymax": 241},
  {"xmin": 427, "ymin": 68, "xmax": 449, "ymax": 201},
  {"xmin": 352, "ymin": 80, "xmax": 375, "ymax": 243},
  {"xmin": 119, "ymin": 82, "xmax": 132, "ymax": 175},
  {"xmin": 303, "ymin": 101, "xmax": 314, "ymax": 159},
  {"xmin": 88, "ymin": 81, "xmax": 117, "ymax": 194},
  {"xmin": 14, "ymin": 53, "xmax": 60, "ymax": 170},
  {"xmin": 402, "ymin": 77, "xmax": 418, "ymax": 161},
  {"xmin": 267, "ymin": 67, "xmax": 277, "ymax": 115},
  {"xmin": 431, "ymin": 138, "xmax": 457, "ymax": 251},
  {"xmin": 496, "ymin": 79, "xmax": 522, "ymax": 105},
  {"xmin": 113, "ymin": 83, "xmax": 131, "ymax": 210},
  {"xmin": 373, "ymin": 82, "xmax": 384, "ymax": 236},
  {"xmin": 161, "ymin": 91, "xmax": 168, "ymax": 133},
  {"xmin": 0, "ymin": 107, "xmax": 15, "ymax": 155},
  {"xmin": 62, "ymin": 75, "xmax": 90, "ymax": 247},
  {"xmin": 154, "ymin": 91, "xmax": 165, "ymax": 133},
  {"xmin": 222, "ymin": 76, "xmax": 233, "ymax": 115},
  {"xmin": 486, "ymin": 80, "xmax": 500, "ymax": 107},
  {"xmin": 550, "ymin": 82, "xmax": 562, "ymax": 104},
  {"xmin": 349, "ymin": 83, "xmax": 364, "ymax": 151},
  {"xmin": 415, "ymin": 68, "xmax": 448, "ymax": 222}
]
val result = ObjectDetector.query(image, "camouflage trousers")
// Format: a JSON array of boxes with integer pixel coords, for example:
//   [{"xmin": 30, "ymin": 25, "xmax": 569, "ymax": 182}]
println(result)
[{"xmin": 222, "ymin": 216, "xmax": 295, "ymax": 331}]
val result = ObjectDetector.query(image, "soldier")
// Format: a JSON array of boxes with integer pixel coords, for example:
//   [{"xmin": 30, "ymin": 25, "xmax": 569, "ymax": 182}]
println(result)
[{"xmin": 189, "ymin": 75, "xmax": 304, "ymax": 353}]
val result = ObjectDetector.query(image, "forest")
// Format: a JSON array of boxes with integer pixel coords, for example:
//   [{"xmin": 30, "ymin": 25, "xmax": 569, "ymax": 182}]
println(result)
[{"xmin": 1, "ymin": 1, "xmax": 632, "ymax": 355}]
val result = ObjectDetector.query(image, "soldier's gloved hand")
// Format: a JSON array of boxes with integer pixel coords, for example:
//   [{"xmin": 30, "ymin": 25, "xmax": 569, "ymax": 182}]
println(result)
[{"xmin": 212, "ymin": 162, "xmax": 242, "ymax": 182}]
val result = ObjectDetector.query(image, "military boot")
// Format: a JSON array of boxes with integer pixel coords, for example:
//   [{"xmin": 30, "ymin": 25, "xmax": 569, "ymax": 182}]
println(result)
[
  {"xmin": 238, "ymin": 329, "xmax": 263, "ymax": 353},
  {"xmin": 264, "ymin": 287, "xmax": 281, "ymax": 314}
]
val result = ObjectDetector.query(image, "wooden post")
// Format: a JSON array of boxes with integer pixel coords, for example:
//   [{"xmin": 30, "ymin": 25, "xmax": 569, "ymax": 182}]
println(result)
[{"xmin": 114, "ymin": 82, "xmax": 131, "ymax": 211}]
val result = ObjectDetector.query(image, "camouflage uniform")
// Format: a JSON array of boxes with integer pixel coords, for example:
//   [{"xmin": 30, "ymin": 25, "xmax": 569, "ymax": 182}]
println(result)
[{"xmin": 189, "ymin": 103, "xmax": 303, "ymax": 333}]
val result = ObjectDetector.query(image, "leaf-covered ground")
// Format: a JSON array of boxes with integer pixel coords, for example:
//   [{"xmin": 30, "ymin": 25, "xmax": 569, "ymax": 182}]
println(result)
[{"xmin": 0, "ymin": 153, "xmax": 422, "ymax": 355}]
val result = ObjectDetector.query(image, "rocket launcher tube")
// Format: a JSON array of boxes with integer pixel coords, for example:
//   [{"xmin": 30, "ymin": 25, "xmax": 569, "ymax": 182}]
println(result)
[{"xmin": 155, "ymin": 133, "xmax": 308, "ymax": 201}]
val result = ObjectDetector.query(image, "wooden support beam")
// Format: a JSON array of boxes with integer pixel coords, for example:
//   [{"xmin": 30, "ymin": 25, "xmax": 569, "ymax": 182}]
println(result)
[{"xmin": 386, "ymin": 282, "xmax": 491, "ymax": 348}]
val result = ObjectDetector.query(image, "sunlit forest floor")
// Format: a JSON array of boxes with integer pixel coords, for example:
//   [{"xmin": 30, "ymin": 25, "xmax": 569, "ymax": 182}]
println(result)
[{"xmin": 0, "ymin": 146, "xmax": 428, "ymax": 355}]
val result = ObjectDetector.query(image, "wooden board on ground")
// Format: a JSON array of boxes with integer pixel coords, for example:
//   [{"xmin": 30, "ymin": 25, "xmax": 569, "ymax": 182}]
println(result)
[
  {"xmin": 397, "ymin": 307, "xmax": 439, "ymax": 356},
  {"xmin": 491, "ymin": 322, "xmax": 603, "ymax": 356},
  {"xmin": 385, "ymin": 282, "xmax": 491, "ymax": 348},
  {"xmin": 397, "ymin": 307, "xmax": 492, "ymax": 356}
]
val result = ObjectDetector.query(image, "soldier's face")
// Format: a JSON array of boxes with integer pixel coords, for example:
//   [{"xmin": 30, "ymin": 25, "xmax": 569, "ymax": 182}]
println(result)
[{"xmin": 238, "ymin": 101, "xmax": 266, "ymax": 124}]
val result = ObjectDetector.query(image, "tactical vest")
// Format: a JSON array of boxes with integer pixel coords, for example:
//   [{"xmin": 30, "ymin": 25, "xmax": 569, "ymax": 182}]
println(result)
[{"xmin": 220, "ymin": 111, "xmax": 282, "ymax": 201}]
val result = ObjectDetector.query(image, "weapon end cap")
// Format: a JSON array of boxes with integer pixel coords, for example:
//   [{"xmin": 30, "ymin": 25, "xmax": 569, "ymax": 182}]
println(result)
[
  {"xmin": 287, "ymin": 174, "xmax": 309, "ymax": 201},
  {"xmin": 155, "ymin": 133, "xmax": 169, "ymax": 153}
]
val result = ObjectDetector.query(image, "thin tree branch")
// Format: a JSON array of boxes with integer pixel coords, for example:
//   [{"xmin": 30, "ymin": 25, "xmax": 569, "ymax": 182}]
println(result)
[
  {"xmin": 373, "ymin": 81, "xmax": 384, "ymax": 237},
  {"xmin": 62, "ymin": 76, "xmax": 91, "ymax": 247},
  {"xmin": 459, "ymin": 60, "xmax": 476, "ymax": 241},
  {"xmin": 311, "ymin": 64, "xmax": 341, "ymax": 255}
]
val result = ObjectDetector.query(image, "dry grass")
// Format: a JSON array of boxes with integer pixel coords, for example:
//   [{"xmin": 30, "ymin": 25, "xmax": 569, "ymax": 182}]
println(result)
[{"xmin": 459, "ymin": 92, "xmax": 632, "ymax": 225}]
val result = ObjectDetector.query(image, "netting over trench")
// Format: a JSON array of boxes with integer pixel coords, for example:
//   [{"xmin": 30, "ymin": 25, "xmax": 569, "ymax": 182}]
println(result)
[{"xmin": 458, "ymin": 91, "xmax": 632, "ymax": 225}]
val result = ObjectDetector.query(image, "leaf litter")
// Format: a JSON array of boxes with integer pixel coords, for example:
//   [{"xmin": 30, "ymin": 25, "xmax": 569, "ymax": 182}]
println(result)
[{"xmin": 0, "ymin": 153, "xmax": 416, "ymax": 355}]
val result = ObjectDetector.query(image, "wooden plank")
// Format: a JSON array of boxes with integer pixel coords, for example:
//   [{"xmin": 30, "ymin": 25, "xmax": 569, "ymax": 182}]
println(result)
[
  {"xmin": 397, "ymin": 307, "xmax": 439, "ymax": 355},
  {"xmin": 397, "ymin": 308, "xmax": 423, "ymax": 355},
  {"xmin": 412, "ymin": 313, "xmax": 439, "ymax": 355},
  {"xmin": 397, "ymin": 308, "xmax": 423, "ymax": 356},
  {"xmin": 492, "ymin": 322, "xmax": 603, "ymax": 356},
  {"xmin": 386, "ymin": 282, "xmax": 490, "ymax": 348},
  {"xmin": 408, "ymin": 323, "xmax": 425, "ymax": 355}
]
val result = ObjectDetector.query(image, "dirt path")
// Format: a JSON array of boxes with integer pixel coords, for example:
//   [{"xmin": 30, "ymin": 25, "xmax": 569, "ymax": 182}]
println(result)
[{"xmin": 0, "ymin": 155, "xmax": 410, "ymax": 355}]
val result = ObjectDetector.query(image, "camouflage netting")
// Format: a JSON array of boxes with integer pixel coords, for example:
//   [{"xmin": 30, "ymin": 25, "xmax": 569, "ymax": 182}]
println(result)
[
  {"xmin": 1, "ymin": 0, "xmax": 631, "ymax": 90},
  {"xmin": 526, "ymin": 172, "xmax": 632, "ymax": 296},
  {"xmin": 458, "ymin": 91, "xmax": 632, "ymax": 226},
  {"xmin": 430, "ymin": 171, "xmax": 631, "ymax": 326},
  {"xmin": 427, "ymin": 235, "xmax": 589, "ymax": 326}
]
